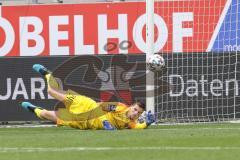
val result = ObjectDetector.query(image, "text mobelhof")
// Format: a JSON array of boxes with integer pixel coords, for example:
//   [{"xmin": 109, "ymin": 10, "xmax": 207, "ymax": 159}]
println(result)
[
  {"xmin": 0, "ymin": 12, "xmax": 193, "ymax": 56},
  {"xmin": 169, "ymin": 75, "xmax": 239, "ymax": 97}
]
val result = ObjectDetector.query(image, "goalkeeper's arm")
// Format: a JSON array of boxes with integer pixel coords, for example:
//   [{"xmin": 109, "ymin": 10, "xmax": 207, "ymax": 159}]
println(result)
[
  {"xmin": 130, "ymin": 122, "xmax": 147, "ymax": 129},
  {"xmin": 129, "ymin": 111, "xmax": 155, "ymax": 129},
  {"xmin": 98, "ymin": 114, "xmax": 116, "ymax": 130}
]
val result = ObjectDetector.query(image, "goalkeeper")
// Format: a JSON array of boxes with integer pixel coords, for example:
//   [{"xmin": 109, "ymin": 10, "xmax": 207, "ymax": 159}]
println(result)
[{"xmin": 20, "ymin": 64, "xmax": 155, "ymax": 130}]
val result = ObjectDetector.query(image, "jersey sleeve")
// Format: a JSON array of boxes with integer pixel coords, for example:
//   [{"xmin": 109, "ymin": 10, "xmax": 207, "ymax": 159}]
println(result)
[
  {"xmin": 128, "ymin": 121, "xmax": 147, "ymax": 129},
  {"xmin": 100, "ymin": 102, "xmax": 128, "ymax": 112},
  {"xmin": 100, "ymin": 102, "xmax": 119, "ymax": 112}
]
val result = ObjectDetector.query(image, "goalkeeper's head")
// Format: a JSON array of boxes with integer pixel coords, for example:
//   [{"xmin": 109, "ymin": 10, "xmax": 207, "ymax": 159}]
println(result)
[{"xmin": 127, "ymin": 101, "xmax": 146, "ymax": 120}]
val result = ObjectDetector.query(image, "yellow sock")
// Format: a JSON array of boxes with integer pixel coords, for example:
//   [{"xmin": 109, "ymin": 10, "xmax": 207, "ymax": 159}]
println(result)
[
  {"xmin": 45, "ymin": 74, "xmax": 51, "ymax": 82},
  {"xmin": 45, "ymin": 74, "xmax": 60, "ymax": 90},
  {"xmin": 34, "ymin": 108, "xmax": 45, "ymax": 119}
]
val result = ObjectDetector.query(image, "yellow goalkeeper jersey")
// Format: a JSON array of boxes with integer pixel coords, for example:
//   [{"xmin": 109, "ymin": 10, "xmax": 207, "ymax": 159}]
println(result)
[
  {"xmin": 57, "ymin": 102, "xmax": 147, "ymax": 130},
  {"xmin": 56, "ymin": 90, "xmax": 147, "ymax": 129}
]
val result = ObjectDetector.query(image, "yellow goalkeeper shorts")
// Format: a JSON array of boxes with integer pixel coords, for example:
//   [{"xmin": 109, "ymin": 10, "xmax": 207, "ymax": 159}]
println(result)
[
  {"xmin": 56, "ymin": 90, "xmax": 109, "ymax": 129},
  {"xmin": 63, "ymin": 90, "xmax": 98, "ymax": 114}
]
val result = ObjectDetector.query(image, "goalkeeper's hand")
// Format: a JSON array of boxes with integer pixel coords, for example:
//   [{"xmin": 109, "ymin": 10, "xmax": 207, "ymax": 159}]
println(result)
[
  {"xmin": 146, "ymin": 111, "xmax": 155, "ymax": 126},
  {"xmin": 102, "ymin": 120, "xmax": 115, "ymax": 130}
]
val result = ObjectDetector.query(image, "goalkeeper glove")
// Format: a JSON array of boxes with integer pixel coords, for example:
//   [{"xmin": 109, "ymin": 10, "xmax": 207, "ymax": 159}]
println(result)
[
  {"xmin": 146, "ymin": 111, "xmax": 155, "ymax": 126},
  {"xmin": 102, "ymin": 120, "xmax": 115, "ymax": 130}
]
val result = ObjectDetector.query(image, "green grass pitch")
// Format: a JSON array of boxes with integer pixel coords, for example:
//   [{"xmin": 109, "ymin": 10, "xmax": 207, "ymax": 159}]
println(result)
[{"xmin": 1, "ymin": 123, "xmax": 240, "ymax": 160}]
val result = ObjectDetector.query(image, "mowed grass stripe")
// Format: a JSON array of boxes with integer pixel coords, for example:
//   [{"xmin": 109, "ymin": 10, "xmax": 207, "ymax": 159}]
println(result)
[{"xmin": 1, "ymin": 124, "xmax": 240, "ymax": 160}]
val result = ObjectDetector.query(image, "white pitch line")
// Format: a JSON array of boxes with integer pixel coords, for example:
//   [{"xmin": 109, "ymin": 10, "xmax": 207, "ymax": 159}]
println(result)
[{"xmin": 0, "ymin": 147, "xmax": 240, "ymax": 153}]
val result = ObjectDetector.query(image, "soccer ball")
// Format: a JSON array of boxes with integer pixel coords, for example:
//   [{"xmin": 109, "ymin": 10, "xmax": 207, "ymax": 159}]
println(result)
[{"xmin": 147, "ymin": 54, "xmax": 165, "ymax": 72}]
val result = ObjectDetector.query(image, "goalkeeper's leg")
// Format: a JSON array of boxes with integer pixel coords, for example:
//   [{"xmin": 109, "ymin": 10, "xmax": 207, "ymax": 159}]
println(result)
[
  {"xmin": 33, "ymin": 64, "xmax": 67, "ymax": 102},
  {"xmin": 21, "ymin": 102, "xmax": 58, "ymax": 123},
  {"xmin": 32, "ymin": 64, "xmax": 98, "ymax": 114}
]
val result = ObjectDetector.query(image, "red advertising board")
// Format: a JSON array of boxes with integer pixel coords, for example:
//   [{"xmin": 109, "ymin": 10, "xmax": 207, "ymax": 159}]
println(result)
[{"xmin": 0, "ymin": 1, "xmax": 226, "ymax": 56}]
